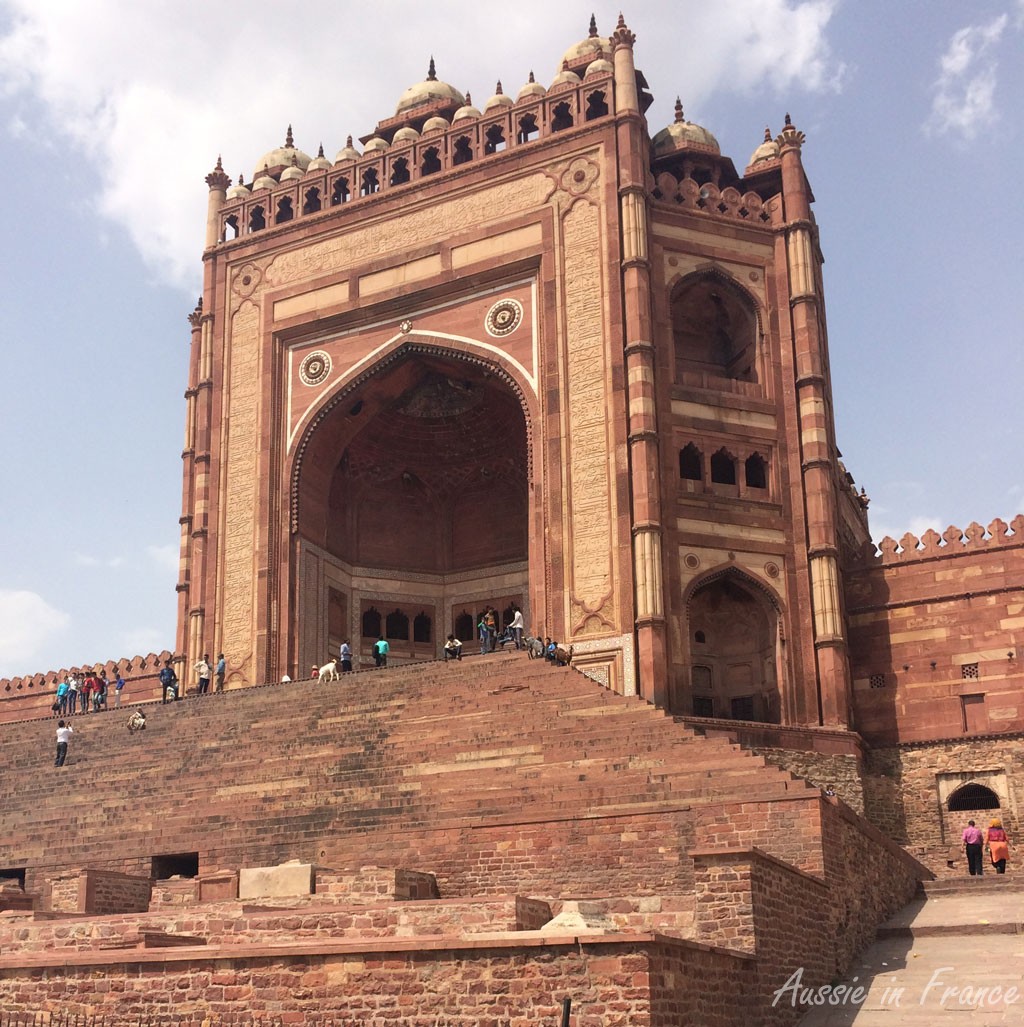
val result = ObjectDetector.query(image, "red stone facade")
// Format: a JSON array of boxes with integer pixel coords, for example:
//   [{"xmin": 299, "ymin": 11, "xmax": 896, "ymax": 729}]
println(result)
[{"xmin": 1, "ymin": 13, "xmax": 1022, "ymax": 1023}]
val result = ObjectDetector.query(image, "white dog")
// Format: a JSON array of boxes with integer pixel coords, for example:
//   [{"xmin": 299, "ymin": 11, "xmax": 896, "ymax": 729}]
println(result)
[{"xmin": 317, "ymin": 658, "xmax": 340, "ymax": 683}]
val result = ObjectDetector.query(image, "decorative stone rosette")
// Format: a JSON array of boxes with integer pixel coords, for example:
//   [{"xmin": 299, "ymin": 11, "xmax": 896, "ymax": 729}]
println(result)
[
  {"xmin": 299, "ymin": 351, "xmax": 332, "ymax": 387},
  {"xmin": 485, "ymin": 298, "xmax": 524, "ymax": 338}
]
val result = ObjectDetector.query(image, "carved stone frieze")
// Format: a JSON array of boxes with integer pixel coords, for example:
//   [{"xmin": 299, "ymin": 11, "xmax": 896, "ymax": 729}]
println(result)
[{"xmin": 265, "ymin": 174, "xmax": 551, "ymax": 288}]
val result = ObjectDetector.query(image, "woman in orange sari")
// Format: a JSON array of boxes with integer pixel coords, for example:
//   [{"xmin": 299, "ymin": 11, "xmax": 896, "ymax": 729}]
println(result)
[{"xmin": 986, "ymin": 819, "xmax": 1010, "ymax": 874}]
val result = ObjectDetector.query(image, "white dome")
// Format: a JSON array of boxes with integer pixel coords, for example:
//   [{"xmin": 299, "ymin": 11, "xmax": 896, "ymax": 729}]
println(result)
[
  {"xmin": 252, "ymin": 126, "xmax": 311, "ymax": 179},
  {"xmin": 422, "ymin": 116, "xmax": 450, "ymax": 133},
  {"xmin": 452, "ymin": 92, "xmax": 482, "ymax": 122},
  {"xmin": 363, "ymin": 136, "xmax": 390, "ymax": 153},
  {"xmin": 395, "ymin": 58, "xmax": 465, "ymax": 114},
  {"xmin": 484, "ymin": 81, "xmax": 514, "ymax": 111},
  {"xmin": 551, "ymin": 62, "xmax": 581, "ymax": 89},
  {"xmin": 652, "ymin": 99, "xmax": 720, "ymax": 156},
  {"xmin": 747, "ymin": 128, "xmax": 780, "ymax": 167},
  {"xmin": 226, "ymin": 175, "xmax": 250, "ymax": 201},
  {"xmin": 516, "ymin": 71, "xmax": 546, "ymax": 102},
  {"xmin": 334, "ymin": 136, "xmax": 361, "ymax": 163},
  {"xmin": 585, "ymin": 57, "xmax": 613, "ymax": 77},
  {"xmin": 392, "ymin": 126, "xmax": 421, "ymax": 145},
  {"xmin": 307, "ymin": 144, "xmax": 331, "ymax": 172}
]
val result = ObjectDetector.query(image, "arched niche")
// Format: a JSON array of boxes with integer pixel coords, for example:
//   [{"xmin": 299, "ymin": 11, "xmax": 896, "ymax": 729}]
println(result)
[
  {"xmin": 686, "ymin": 569, "xmax": 780, "ymax": 723},
  {"xmin": 290, "ymin": 343, "xmax": 531, "ymax": 666},
  {"xmin": 671, "ymin": 272, "xmax": 761, "ymax": 389}
]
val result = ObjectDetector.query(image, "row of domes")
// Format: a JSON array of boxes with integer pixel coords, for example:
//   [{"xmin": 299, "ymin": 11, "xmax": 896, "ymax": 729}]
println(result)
[{"xmin": 234, "ymin": 17, "xmax": 784, "ymax": 198}]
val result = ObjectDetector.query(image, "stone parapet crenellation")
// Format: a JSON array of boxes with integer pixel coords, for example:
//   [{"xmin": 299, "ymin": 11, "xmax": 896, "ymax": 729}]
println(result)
[{"xmin": 859, "ymin": 515, "xmax": 1024, "ymax": 566}]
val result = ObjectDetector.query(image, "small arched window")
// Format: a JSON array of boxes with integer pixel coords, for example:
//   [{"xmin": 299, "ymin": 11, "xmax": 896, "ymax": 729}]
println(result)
[
  {"xmin": 485, "ymin": 124, "xmax": 506, "ymax": 154},
  {"xmin": 453, "ymin": 136, "xmax": 473, "ymax": 166},
  {"xmin": 679, "ymin": 444, "xmax": 702, "ymax": 481},
  {"xmin": 389, "ymin": 158, "xmax": 410, "ymax": 186},
  {"xmin": 223, "ymin": 214, "xmax": 239, "ymax": 240},
  {"xmin": 413, "ymin": 613, "xmax": 432, "ymax": 644},
  {"xmin": 386, "ymin": 609, "xmax": 410, "ymax": 640},
  {"xmin": 361, "ymin": 607, "xmax": 381, "ymax": 639},
  {"xmin": 275, "ymin": 197, "xmax": 294, "ymax": 224},
  {"xmin": 248, "ymin": 206, "xmax": 266, "ymax": 232},
  {"xmin": 302, "ymin": 188, "xmax": 322, "ymax": 215},
  {"xmin": 454, "ymin": 610, "xmax": 474, "ymax": 642},
  {"xmin": 421, "ymin": 147, "xmax": 442, "ymax": 176},
  {"xmin": 331, "ymin": 177, "xmax": 350, "ymax": 205},
  {"xmin": 948, "ymin": 784, "xmax": 1000, "ymax": 811},
  {"xmin": 711, "ymin": 449, "xmax": 737, "ymax": 485},
  {"xmin": 745, "ymin": 453, "xmax": 768, "ymax": 490},
  {"xmin": 517, "ymin": 114, "xmax": 539, "ymax": 144},
  {"xmin": 360, "ymin": 168, "xmax": 379, "ymax": 196},
  {"xmin": 551, "ymin": 102, "xmax": 574, "ymax": 132},
  {"xmin": 585, "ymin": 91, "xmax": 608, "ymax": 120}
]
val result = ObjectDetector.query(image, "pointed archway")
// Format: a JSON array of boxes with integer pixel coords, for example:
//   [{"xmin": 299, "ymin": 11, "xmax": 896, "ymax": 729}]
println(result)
[
  {"xmin": 290, "ymin": 344, "xmax": 532, "ymax": 669},
  {"xmin": 684, "ymin": 569, "xmax": 781, "ymax": 723}
]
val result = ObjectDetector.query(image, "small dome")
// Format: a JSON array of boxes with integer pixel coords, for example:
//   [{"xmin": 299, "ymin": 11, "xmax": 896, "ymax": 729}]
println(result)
[
  {"xmin": 226, "ymin": 174, "xmax": 250, "ymax": 201},
  {"xmin": 422, "ymin": 115, "xmax": 450, "ymax": 133},
  {"xmin": 280, "ymin": 163, "xmax": 304, "ymax": 182},
  {"xmin": 253, "ymin": 126, "xmax": 311, "ymax": 179},
  {"xmin": 652, "ymin": 98, "xmax": 720, "ymax": 156},
  {"xmin": 252, "ymin": 170, "xmax": 277, "ymax": 191},
  {"xmin": 484, "ymin": 81, "xmax": 514, "ymax": 112},
  {"xmin": 551, "ymin": 61, "xmax": 581, "ymax": 89},
  {"xmin": 516, "ymin": 71, "xmax": 546, "ymax": 102},
  {"xmin": 747, "ymin": 127, "xmax": 780, "ymax": 167},
  {"xmin": 395, "ymin": 57, "xmax": 465, "ymax": 115},
  {"xmin": 452, "ymin": 92, "xmax": 482, "ymax": 122},
  {"xmin": 334, "ymin": 136, "xmax": 361, "ymax": 163},
  {"xmin": 585, "ymin": 57, "xmax": 613, "ymax": 77},
  {"xmin": 307, "ymin": 144, "xmax": 331, "ymax": 172},
  {"xmin": 392, "ymin": 126, "xmax": 421, "ymax": 145},
  {"xmin": 363, "ymin": 136, "xmax": 390, "ymax": 153},
  {"xmin": 559, "ymin": 16, "xmax": 610, "ymax": 71}
]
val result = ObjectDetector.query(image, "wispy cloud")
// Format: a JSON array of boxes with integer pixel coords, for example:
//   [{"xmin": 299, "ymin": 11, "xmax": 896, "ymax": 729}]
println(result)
[
  {"xmin": 146, "ymin": 544, "xmax": 179, "ymax": 572},
  {"xmin": 0, "ymin": 590, "xmax": 69, "ymax": 677},
  {"xmin": 74, "ymin": 553, "xmax": 125, "ymax": 568},
  {"xmin": 926, "ymin": 14, "xmax": 1010, "ymax": 140}
]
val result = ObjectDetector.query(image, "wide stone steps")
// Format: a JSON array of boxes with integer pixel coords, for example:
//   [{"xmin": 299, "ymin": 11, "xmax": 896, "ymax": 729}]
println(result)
[{"xmin": 1, "ymin": 656, "xmax": 813, "ymax": 884}]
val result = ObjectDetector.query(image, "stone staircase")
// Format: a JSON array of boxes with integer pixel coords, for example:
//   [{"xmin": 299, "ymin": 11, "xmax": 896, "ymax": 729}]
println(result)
[
  {"xmin": 0, "ymin": 653, "xmax": 817, "ymax": 900},
  {"xmin": 796, "ymin": 877, "xmax": 1024, "ymax": 1024}
]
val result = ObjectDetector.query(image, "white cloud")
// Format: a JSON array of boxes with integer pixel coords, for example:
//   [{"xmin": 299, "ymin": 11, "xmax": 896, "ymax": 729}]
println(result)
[
  {"xmin": 0, "ymin": 590, "xmax": 69, "ymax": 677},
  {"xmin": 926, "ymin": 14, "xmax": 1009, "ymax": 139},
  {"xmin": 146, "ymin": 543, "xmax": 179, "ymax": 572},
  {"xmin": 0, "ymin": 1, "xmax": 842, "ymax": 291},
  {"xmin": 118, "ymin": 626, "xmax": 169, "ymax": 658}
]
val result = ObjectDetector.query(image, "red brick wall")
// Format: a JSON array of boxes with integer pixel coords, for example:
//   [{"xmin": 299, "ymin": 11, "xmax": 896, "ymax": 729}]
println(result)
[{"xmin": 845, "ymin": 517, "xmax": 1024, "ymax": 745}]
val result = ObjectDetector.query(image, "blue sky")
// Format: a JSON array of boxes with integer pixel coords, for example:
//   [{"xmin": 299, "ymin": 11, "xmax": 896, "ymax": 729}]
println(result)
[{"xmin": 0, "ymin": 0, "xmax": 1021, "ymax": 679}]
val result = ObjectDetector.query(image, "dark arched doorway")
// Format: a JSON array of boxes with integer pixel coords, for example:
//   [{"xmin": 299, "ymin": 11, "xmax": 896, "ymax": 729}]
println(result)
[
  {"xmin": 686, "ymin": 572, "xmax": 780, "ymax": 723},
  {"xmin": 291, "ymin": 345, "xmax": 530, "ymax": 669}
]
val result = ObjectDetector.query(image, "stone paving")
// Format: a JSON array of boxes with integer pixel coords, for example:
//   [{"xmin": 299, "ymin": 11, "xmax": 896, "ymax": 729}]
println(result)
[{"xmin": 796, "ymin": 878, "xmax": 1024, "ymax": 1024}]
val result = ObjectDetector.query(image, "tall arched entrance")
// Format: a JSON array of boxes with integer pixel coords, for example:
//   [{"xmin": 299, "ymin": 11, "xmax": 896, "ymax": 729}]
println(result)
[
  {"xmin": 685, "ymin": 570, "xmax": 781, "ymax": 723},
  {"xmin": 289, "ymin": 344, "xmax": 532, "ymax": 671}
]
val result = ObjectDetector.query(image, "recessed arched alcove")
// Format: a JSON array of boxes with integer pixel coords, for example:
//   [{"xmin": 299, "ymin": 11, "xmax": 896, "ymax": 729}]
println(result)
[
  {"xmin": 671, "ymin": 273, "xmax": 760, "ymax": 389},
  {"xmin": 686, "ymin": 570, "xmax": 780, "ymax": 723},
  {"xmin": 291, "ymin": 346, "xmax": 530, "ymax": 667}
]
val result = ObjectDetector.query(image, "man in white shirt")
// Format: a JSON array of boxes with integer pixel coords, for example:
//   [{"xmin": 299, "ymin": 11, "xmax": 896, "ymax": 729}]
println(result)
[
  {"xmin": 55, "ymin": 721, "xmax": 73, "ymax": 767},
  {"xmin": 509, "ymin": 607, "xmax": 525, "ymax": 650}
]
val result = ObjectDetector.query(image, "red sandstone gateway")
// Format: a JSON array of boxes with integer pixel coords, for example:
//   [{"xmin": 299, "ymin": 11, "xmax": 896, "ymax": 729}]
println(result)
[{"xmin": 1, "ymin": 12, "xmax": 1021, "ymax": 1024}]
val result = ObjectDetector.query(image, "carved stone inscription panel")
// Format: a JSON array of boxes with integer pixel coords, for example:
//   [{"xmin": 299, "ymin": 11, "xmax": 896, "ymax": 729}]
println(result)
[
  {"xmin": 562, "ymin": 200, "xmax": 616, "ymax": 633},
  {"xmin": 220, "ymin": 302, "xmax": 261, "ymax": 671}
]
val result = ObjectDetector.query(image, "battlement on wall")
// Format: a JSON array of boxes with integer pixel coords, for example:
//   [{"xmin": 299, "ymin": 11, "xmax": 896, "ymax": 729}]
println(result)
[
  {"xmin": 0, "ymin": 651, "xmax": 174, "ymax": 722},
  {"xmin": 858, "ymin": 514, "xmax": 1024, "ymax": 566}
]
